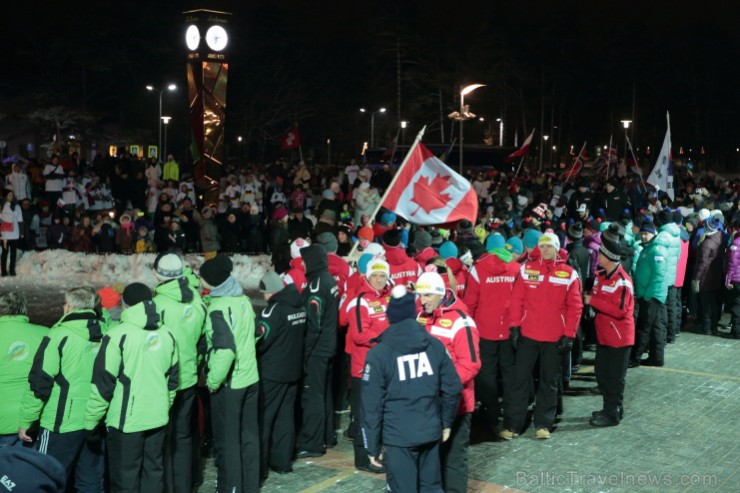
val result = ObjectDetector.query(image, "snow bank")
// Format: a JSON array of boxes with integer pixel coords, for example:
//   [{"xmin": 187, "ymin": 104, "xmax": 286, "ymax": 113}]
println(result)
[{"xmin": 2, "ymin": 250, "xmax": 274, "ymax": 289}]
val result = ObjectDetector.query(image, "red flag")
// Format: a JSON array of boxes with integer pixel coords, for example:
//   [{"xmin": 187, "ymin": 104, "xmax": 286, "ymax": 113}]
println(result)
[
  {"xmin": 505, "ymin": 128, "xmax": 535, "ymax": 163},
  {"xmin": 383, "ymin": 141, "xmax": 478, "ymax": 225},
  {"xmin": 279, "ymin": 126, "xmax": 301, "ymax": 150},
  {"xmin": 561, "ymin": 141, "xmax": 587, "ymax": 183}
]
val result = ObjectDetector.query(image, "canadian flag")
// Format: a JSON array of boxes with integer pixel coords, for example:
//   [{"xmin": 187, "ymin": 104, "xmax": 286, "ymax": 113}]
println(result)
[
  {"xmin": 279, "ymin": 126, "xmax": 301, "ymax": 150},
  {"xmin": 505, "ymin": 128, "xmax": 535, "ymax": 163},
  {"xmin": 383, "ymin": 140, "xmax": 478, "ymax": 225}
]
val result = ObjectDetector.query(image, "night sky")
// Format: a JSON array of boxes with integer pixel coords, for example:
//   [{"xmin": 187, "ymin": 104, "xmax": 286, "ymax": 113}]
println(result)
[{"xmin": 2, "ymin": 0, "xmax": 740, "ymax": 165}]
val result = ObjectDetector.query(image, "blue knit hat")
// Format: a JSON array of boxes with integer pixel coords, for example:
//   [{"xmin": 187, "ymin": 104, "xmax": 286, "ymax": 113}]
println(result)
[
  {"xmin": 386, "ymin": 285, "xmax": 418, "ymax": 324},
  {"xmin": 485, "ymin": 233, "xmax": 506, "ymax": 252},
  {"xmin": 358, "ymin": 253, "xmax": 374, "ymax": 277},
  {"xmin": 381, "ymin": 211, "xmax": 397, "ymax": 225},
  {"xmin": 505, "ymin": 236, "xmax": 524, "ymax": 255},
  {"xmin": 523, "ymin": 228, "xmax": 542, "ymax": 249},
  {"xmin": 438, "ymin": 241, "xmax": 458, "ymax": 259}
]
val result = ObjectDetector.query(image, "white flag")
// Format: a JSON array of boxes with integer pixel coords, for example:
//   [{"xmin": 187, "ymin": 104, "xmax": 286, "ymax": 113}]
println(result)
[{"xmin": 647, "ymin": 112, "xmax": 673, "ymax": 200}]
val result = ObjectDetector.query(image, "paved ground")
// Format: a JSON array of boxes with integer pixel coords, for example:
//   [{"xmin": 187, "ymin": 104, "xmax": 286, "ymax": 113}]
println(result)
[{"xmin": 198, "ymin": 325, "xmax": 739, "ymax": 493}]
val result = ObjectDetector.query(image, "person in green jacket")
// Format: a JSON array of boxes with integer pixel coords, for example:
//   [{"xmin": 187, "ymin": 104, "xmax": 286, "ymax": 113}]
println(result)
[
  {"xmin": 85, "ymin": 282, "xmax": 179, "ymax": 493},
  {"xmin": 151, "ymin": 252, "xmax": 207, "ymax": 493},
  {"xmin": 199, "ymin": 254, "xmax": 261, "ymax": 492},
  {"xmin": 162, "ymin": 155, "xmax": 179, "ymax": 182},
  {"xmin": 631, "ymin": 218, "xmax": 670, "ymax": 368},
  {"xmin": 0, "ymin": 292, "xmax": 48, "ymax": 447},
  {"xmin": 18, "ymin": 286, "xmax": 105, "ymax": 493}
]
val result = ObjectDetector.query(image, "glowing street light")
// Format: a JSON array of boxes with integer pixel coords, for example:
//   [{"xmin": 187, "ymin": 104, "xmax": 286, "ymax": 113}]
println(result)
[
  {"xmin": 448, "ymin": 83, "xmax": 485, "ymax": 172},
  {"xmin": 147, "ymin": 83, "xmax": 177, "ymax": 161}
]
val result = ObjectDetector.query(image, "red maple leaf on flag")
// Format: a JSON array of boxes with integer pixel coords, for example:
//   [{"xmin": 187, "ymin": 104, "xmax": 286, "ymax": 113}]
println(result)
[{"xmin": 410, "ymin": 174, "xmax": 453, "ymax": 216}]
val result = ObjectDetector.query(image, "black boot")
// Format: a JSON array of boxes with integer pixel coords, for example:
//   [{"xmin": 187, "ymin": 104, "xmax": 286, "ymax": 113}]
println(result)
[{"xmin": 589, "ymin": 412, "xmax": 620, "ymax": 427}]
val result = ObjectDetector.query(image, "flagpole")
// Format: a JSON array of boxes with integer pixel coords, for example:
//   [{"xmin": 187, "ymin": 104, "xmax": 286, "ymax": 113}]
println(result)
[
  {"xmin": 345, "ymin": 126, "xmax": 428, "ymax": 262},
  {"xmin": 626, "ymin": 134, "xmax": 647, "ymax": 190},
  {"xmin": 565, "ymin": 141, "xmax": 587, "ymax": 185},
  {"xmin": 514, "ymin": 155, "xmax": 526, "ymax": 178}
]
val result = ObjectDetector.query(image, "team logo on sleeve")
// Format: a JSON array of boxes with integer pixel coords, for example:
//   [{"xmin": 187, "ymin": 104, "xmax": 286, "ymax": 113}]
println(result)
[
  {"xmin": 5, "ymin": 342, "xmax": 29, "ymax": 362},
  {"xmin": 438, "ymin": 319, "xmax": 453, "ymax": 328},
  {"xmin": 146, "ymin": 333, "xmax": 162, "ymax": 351},
  {"xmin": 554, "ymin": 271, "xmax": 570, "ymax": 278}
]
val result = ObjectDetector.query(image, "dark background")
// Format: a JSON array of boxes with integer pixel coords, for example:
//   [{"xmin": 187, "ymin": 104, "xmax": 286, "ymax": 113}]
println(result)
[{"xmin": 2, "ymin": 0, "xmax": 739, "ymax": 167}]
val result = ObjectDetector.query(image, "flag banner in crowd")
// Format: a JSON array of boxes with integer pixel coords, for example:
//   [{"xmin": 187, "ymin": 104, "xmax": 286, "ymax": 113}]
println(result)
[
  {"xmin": 561, "ymin": 141, "xmax": 587, "ymax": 183},
  {"xmin": 595, "ymin": 136, "xmax": 618, "ymax": 177},
  {"xmin": 625, "ymin": 135, "xmax": 641, "ymax": 175},
  {"xmin": 383, "ymin": 136, "xmax": 478, "ymax": 225},
  {"xmin": 647, "ymin": 112, "xmax": 674, "ymax": 200},
  {"xmin": 279, "ymin": 125, "xmax": 301, "ymax": 150},
  {"xmin": 505, "ymin": 128, "xmax": 535, "ymax": 162}
]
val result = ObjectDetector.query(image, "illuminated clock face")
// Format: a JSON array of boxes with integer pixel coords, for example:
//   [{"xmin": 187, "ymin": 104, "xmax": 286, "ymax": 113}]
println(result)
[
  {"xmin": 205, "ymin": 25, "xmax": 228, "ymax": 51},
  {"xmin": 185, "ymin": 25, "xmax": 200, "ymax": 51}
]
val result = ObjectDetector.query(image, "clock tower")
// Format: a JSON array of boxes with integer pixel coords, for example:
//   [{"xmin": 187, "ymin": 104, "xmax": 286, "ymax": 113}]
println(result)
[{"xmin": 183, "ymin": 9, "xmax": 231, "ymax": 202}]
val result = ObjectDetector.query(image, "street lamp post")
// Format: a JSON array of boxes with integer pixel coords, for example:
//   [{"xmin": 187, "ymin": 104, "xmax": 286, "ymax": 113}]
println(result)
[
  {"xmin": 327, "ymin": 138, "xmax": 331, "ymax": 165},
  {"xmin": 400, "ymin": 121, "xmax": 409, "ymax": 146},
  {"xmin": 496, "ymin": 118, "xmax": 504, "ymax": 146},
  {"xmin": 621, "ymin": 120, "xmax": 632, "ymax": 167},
  {"xmin": 146, "ymin": 83, "xmax": 177, "ymax": 162},
  {"xmin": 543, "ymin": 134, "xmax": 549, "ymax": 169},
  {"xmin": 161, "ymin": 116, "xmax": 172, "ymax": 161},
  {"xmin": 237, "ymin": 136, "xmax": 243, "ymax": 160},
  {"xmin": 360, "ymin": 107, "xmax": 387, "ymax": 148},
  {"xmin": 448, "ymin": 83, "xmax": 485, "ymax": 173}
]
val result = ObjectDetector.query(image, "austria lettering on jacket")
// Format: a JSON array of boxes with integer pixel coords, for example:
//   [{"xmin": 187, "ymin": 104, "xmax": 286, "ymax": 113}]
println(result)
[
  {"xmin": 397, "ymin": 352, "xmax": 434, "ymax": 381},
  {"xmin": 486, "ymin": 276, "xmax": 516, "ymax": 283},
  {"xmin": 391, "ymin": 271, "xmax": 417, "ymax": 280}
]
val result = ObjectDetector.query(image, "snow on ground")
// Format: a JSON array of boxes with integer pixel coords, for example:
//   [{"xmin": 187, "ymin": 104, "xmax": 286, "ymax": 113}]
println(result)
[
  {"xmin": 2, "ymin": 250, "xmax": 273, "ymax": 290},
  {"xmin": 0, "ymin": 251, "xmax": 274, "ymax": 326}
]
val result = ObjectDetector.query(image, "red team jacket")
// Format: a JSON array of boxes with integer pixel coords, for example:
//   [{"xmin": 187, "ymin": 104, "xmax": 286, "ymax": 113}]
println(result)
[
  {"xmin": 345, "ymin": 279, "xmax": 391, "ymax": 377},
  {"xmin": 282, "ymin": 257, "xmax": 308, "ymax": 292},
  {"xmin": 508, "ymin": 249, "xmax": 583, "ymax": 342},
  {"xmin": 385, "ymin": 246, "xmax": 422, "ymax": 288},
  {"xmin": 463, "ymin": 253, "xmax": 519, "ymax": 341},
  {"xmin": 327, "ymin": 252, "xmax": 353, "ymax": 299},
  {"xmin": 417, "ymin": 291, "xmax": 481, "ymax": 414},
  {"xmin": 589, "ymin": 264, "xmax": 636, "ymax": 347}
]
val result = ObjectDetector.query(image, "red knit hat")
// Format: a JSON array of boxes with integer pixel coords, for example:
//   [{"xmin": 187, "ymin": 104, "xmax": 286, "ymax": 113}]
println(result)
[
  {"xmin": 357, "ymin": 226, "xmax": 374, "ymax": 242},
  {"xmin": 97, "ymin": 286, "xmax": 122, "ymax": 309}
]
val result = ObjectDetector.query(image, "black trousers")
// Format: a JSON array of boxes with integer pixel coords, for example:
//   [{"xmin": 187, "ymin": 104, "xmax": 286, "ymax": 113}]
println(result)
[
  {"xmin": 632, "ymin": 298, "xmax": 667, "ymax": 364},
  {"xmin": 333, "ymin": 331, "xmax": 351, "ymax": 413},
  {"xmin": 666, "ymin": 286, "xmax": 679, "ymax": 341},
  {"xmin": 385, "ymin": 441, "xmax": 443, "ymax": 493},
  {"xmin": 504, "ymin": 336, "xmax": 561, "ymax": 432},
  {"xmin": 475, "ymin": 338, "xmax": 516, "ymax": 430},
  {"xmin": 107, "ymin": 426, "xmax": 166, "ymax": 493},
  {"xmin": 260, "ymin": 378, "xmax": 298, "ymax": 475},
  {"xmin": 350, "ymin": 377, "xmax": 369, "ymax": 467},
  {"xmin": 38, "ymin": 428, "xmax": 104, "ymax": 493},
  {"xmin": 1, "ymin": 239, "xmax": 17, "ymax": 276},
  {"xmin": 595, "ymin": 345, "xmax": 631, "ymax": 420},
  {"xmin": 164, "ymin": 385, "xmax": 196, "ymax": 493},
  {"xmin": 699, "ymin": 291, "xmax": 721, "ymax": 333},
  {"xmin": 300, "ymin": 355, "xmax": 334, "ymax": 453},
  {"xmin": 440, "ymin": 413, "xmax": 470, "ymax": 493},
  {"xmin": 211, "ymin": 383, "xmax": 260, "ymax": 493}
]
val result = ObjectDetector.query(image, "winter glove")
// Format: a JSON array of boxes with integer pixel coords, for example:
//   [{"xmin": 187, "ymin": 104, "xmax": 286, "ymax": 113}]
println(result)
[
  {"xmin": 556, "ymin": 336, "xmax": 575, "ymax": 355},
  {"xmin": 509, "ymin": 326, "xmax": 521, "ymax": 351},
  {"xmin": 691, "ymin": 280, "xmax": 700, "ymax": 293}
]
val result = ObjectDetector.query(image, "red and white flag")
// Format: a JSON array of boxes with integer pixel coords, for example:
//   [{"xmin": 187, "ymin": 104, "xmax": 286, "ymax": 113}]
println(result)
[
  {"xmin": 383, "ymin": 140, "xmax": 478, "ymax": 225},
  {"xmin": 505, "ymin": 128, "xmax": 535, "ymax": 163},
  {"xmin": 279, "ymin": 125, "xmax": 301, "ymax": 150}
]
